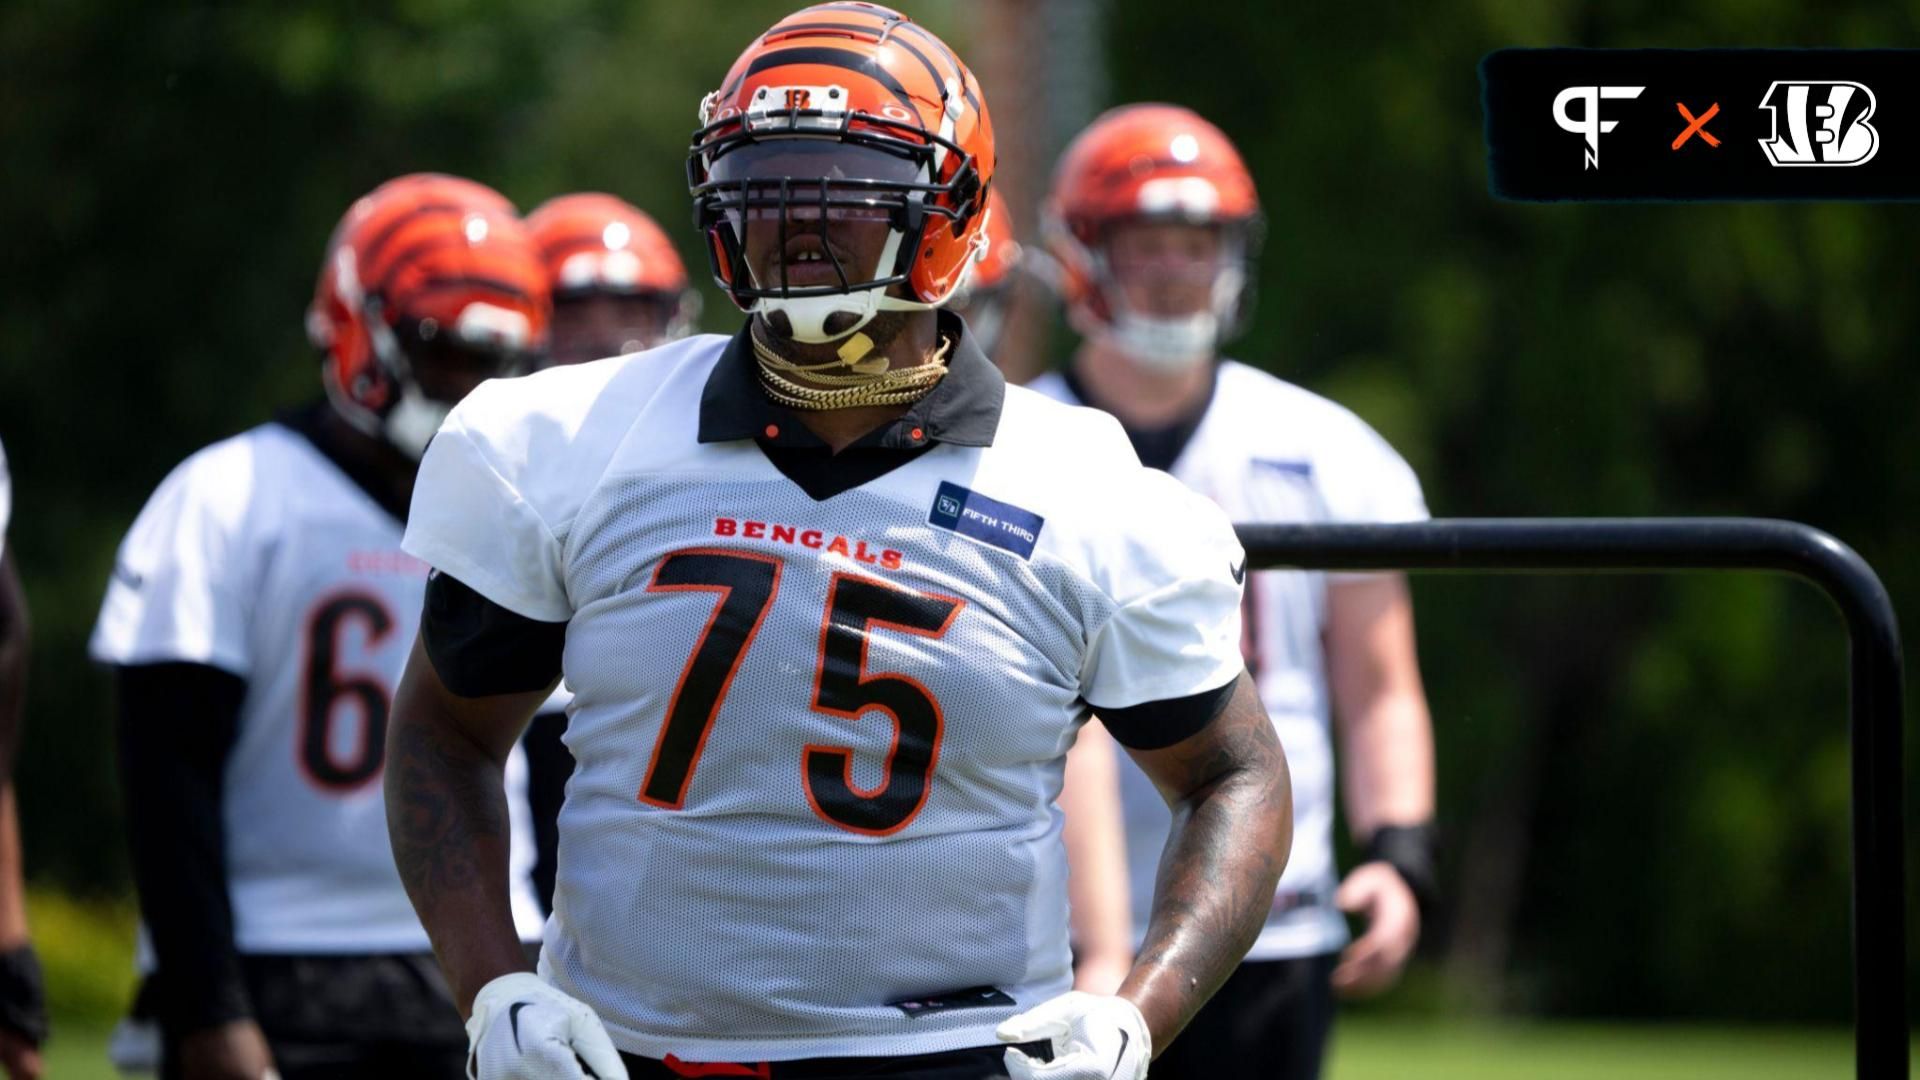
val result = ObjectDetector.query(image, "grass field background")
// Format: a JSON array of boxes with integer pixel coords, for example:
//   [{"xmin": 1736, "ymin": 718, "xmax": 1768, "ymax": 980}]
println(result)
[
  {"xmin": 36, "ymin": 1017, "xmax": 1889, "ymax": 1079},
  {"xmin": 34, "ymin": 891, "xmax": 1906, "ymax": 1078}
]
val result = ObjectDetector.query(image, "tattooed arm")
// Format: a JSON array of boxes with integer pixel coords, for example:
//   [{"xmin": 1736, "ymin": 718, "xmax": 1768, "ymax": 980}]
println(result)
[
  {"xmin": 1115, "ymin": 672, "xmax": 1291, "ymax": 1052},
  {"xmin": 385, "ymin": 636, "xmax": 553, "ymax": 1016}
]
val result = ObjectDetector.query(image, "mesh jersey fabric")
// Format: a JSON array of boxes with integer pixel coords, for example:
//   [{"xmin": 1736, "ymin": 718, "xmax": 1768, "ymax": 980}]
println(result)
[
  {"xmin": 91, "ymin": 421, "xmax": 545, "ymax": 954},
  {"xmin": 1030, "ymin": 360, "xmax": 1427, "ymax": 961},
  {"xmin": 402, "ymin": 337, "xmax": 1246, "ymax": 1060}
]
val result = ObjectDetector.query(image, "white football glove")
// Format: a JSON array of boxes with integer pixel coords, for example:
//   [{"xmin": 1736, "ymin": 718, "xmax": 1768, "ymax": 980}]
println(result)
[
  {"xmin": 997, "ymin": 991, "xmax": 1151, "ymax": 1080},
  {"xmin": 466, "ymin": 972, "xmax": 629, "ymax": 1080}
]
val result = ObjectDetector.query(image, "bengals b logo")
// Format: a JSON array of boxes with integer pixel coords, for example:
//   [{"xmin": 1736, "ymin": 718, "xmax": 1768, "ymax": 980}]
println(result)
[
  {"xmin": 785, "ymin": 89, "xmax": 812, "ymax": 111},
  {"xmin": 1758, "ymin": 81, "xmax": 1879, "ymax": 167}
]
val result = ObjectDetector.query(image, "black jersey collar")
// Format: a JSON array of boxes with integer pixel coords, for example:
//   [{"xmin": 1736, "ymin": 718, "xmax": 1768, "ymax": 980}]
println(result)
[
  {"xmin": 697, "ymin": 309, "xmax": 1005, "ymax": 452},
  {"xmin": 1061, "ymin": 362, "xmax": 1219, "ymax": 473},
  {"xmin": 276, "ymin": 401, "xmax": 413, "ymax": 524}
]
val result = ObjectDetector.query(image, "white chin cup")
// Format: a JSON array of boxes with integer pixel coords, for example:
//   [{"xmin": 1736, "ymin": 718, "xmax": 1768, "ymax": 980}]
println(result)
[
  {"xmin": 753, "ymin": 288, "xmax": 938, "ymax": 345},
  {"xmin": 748, "ymin": 227, "xmax": 958, "ymax": 345},
  {"xmin": 1108, "ymin": 310, "xmax": 1218, "ymax": 372},
  {"xmin": 382, "ymin": 382, "xmax": 452, "ymax": 460},
  {"xmin": 755, "ymin": 290, "xmax": 882, "ymax": 344}
]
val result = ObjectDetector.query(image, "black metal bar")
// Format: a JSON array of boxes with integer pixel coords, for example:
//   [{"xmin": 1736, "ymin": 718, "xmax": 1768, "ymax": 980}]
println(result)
[{"xmin": 1233, "ymin": 518, "xmax": 1907, "ymax": 1080}]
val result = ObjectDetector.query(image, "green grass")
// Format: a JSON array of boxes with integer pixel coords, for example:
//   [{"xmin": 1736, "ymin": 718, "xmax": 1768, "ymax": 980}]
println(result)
[
  {"xmin": 25, "ymin": 891, "xmax": 1906, "ymax": 1078},
  {"xmin": 37, "ymin": 1016, "xmax": 1895, "ymax": 1080},
  {"xmin": 44, "ymin": 1022, "xmax": 122, "ymax": 1080},
  {"xmin": 1328, "ymin": 1017, "xmax": 1889, "ymax": 1080}
]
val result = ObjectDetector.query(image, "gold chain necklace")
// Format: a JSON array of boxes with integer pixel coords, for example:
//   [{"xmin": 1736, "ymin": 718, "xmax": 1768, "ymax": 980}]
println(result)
[{"xmin": 751, "ymin": 323, "xmax": 953, "ymax": 412}]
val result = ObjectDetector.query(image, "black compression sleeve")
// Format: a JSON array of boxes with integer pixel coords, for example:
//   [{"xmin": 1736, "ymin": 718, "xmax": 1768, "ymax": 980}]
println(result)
[
  {"xmin": 113, "ymin": 662, "xmax": 251, "ymax": 1033},
  {"xmin": 1094, "ymin": 673, "xmax": 1242, "ymax": 751},
  {"xmin": 421, "ymin": 571, "xmax": 567, "ymax": 697}
]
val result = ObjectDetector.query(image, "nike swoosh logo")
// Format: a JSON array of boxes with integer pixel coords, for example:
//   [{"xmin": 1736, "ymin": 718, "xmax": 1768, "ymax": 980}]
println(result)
[
  {"xmin": 1230, "ymin": 559, "xmax": 1247, "ymax": 585},
  {"xmin": 508, "ymin": 1001, "xmax": 530, "ymax": 1054},
  {"xmin": 1109, "ymin": 1029, "xmax": 1130, "ymax": 1080}
]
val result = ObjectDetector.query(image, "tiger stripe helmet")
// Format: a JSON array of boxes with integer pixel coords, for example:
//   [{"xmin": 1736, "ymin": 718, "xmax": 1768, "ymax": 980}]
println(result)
[
  {"xmin": 1044, "ymin": 104, "xmax": 1263, "ymax": 360},
  {"xmin": 945, "ymin": 187, "xmax": 1020, "ymax": 356},
  {"xmin": 688, "ymin": 2, "xmax": 995, "ymax": 344},
  {"xmin": 307, "ymin": 173, "xmax": 549, "ymax": 456},
  {"xmin": 526, "ymin": 193, "xmax": 693, "ymax": 301},
  {"xmin": 526, "ymin": 193, "xmax": 700, "ymax": 362}
]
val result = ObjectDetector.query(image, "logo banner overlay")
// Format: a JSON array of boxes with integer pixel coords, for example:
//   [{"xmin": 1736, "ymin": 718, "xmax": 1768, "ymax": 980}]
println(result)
[{"xmin": 1483, "ymin": 49, "xmax": 1920, "ymax": 201}]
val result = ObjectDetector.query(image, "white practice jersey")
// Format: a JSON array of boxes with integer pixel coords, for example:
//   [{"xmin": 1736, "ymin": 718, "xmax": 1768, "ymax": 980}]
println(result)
[
  {"xmin": 91, "ymin": 419, "xmax": 545, "ymax": 955},
  {"xmin": 1031, "ymin": 361, "xmax": 1428, "ymax": 961},
  {"xmin": 402, "ymin": 332, "xmax": 1245, "ymax": 1061}
]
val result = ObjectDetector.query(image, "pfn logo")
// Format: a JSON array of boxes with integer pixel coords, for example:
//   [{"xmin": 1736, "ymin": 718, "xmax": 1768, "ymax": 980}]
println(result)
[
  {"xmin": 1758, "ymin": 81, "xmax": 1879, "ymax": 166},
  {"xmin": 1553, "ymin": 85, "xmax": 1645, "ymax": 169}
]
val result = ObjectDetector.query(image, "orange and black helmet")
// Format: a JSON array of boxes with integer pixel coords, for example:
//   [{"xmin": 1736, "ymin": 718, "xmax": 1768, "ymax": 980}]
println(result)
[
  {"xmin": 307, "ymin": 173, "xmax": 548, "ymax": 454},
  {"xmin": 526, "ymin": 193, "xmax": 700, "ymax": 362},
  {"xmin": 970, "ymin": 187, "xmax": 1021, "ymax": 294},
  {"xmin": 526, "ymin": 193, "xmax": 692, "ymax": 301},
  {"xmin": 1044, "ymin": 104, "xmax": 1262, "ymax": 348},
  {"xmin": 945, "ymin": 187, "xmax": 1021, "ymax": 356},
  {"xmin": 688, "ymin": 2, "xmax": 995, "ymax": 343}
]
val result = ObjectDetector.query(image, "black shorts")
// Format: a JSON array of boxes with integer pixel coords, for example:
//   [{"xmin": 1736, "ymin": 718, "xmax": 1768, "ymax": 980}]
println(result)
[
  {"xmin": 152, "ymin": 953, "xmax": 467, "ymax": 1080},
  {"xmin": 1150, "ymin": 953, "xmax": 1338, "ymax": 1080},
  {"xmin": 619, "ymin": 1040, "xmax": 1051, "ymax": 1080}
]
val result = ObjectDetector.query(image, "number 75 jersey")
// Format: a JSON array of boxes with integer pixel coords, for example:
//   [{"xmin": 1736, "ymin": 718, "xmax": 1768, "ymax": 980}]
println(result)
[
  {"xmin": 402, "ymin": 338, "xmax": 1248, "ymax": 1062},
  {"xmin": 90, "ymin": 420, "xmax": 545, "ymax": 955}
]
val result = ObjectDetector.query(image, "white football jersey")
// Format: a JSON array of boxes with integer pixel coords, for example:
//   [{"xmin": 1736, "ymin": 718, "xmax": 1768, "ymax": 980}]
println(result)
[
  {"xmin": 1031, "ymin": 361, "xmax": 1428, "ymax": 961},
  {"xmin": 91, "ymin": 419, "xmax": 545, "ymax": 955},
  {"xmin": 402, "ymin": 331, "xmax": 1245, "ymax": 1061}
]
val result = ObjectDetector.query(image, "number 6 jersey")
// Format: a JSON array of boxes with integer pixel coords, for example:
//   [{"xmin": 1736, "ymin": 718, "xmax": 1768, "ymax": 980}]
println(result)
[
  {"xmin": 402, "ymin": 317, "xmax": 1248, "ymax": 1062},
  {"xmin": 91, "ymin": 409, "xmax": 545, "ymax": 955}
]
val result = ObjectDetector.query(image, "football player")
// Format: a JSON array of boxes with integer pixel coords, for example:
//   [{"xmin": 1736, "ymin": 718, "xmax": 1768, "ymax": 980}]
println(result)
[
  {"xmin": 1033, "ymin": 104, "xmax": 1438, "ymax": 1080},
  {"xmin": 517, "ymin": 193, "xmax": 703, "ymax": 913},
  {"xmin": 385, "ymin": 6, "xmax": 1292, "ymax": 1080},
  {"xmin": 0, "ymin": 439, "xmax": 45, "ymax": 1080},
  {"xmin": 525, "ymin": 193, "xmax": 701, "ymax": 369},
  {"xmin": 92, "ymin": 174, "xmax": 550, "ymax": 1080}
]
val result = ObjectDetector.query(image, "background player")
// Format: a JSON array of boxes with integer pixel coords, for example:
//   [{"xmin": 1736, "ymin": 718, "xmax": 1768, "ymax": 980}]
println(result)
[
  {"xmin": 1034, "ymin": 104, "xmax": 1438, "ymax": 1080},
  {"xmin": 91, "ymin": 174, "xmax": 550, "ymax": 1080},
  {"xmin": 525, "ymin": 193, "xmax": 701, "ymax": 369},
  {"xmin": 0, "ymin": 440, "xmax": 44, "ymax": 1080},
  {"xmin": 519, "ymin": 191, "xmax": 703, "ymax": 912},
  {"xmin": 386, "ymin": 7, "xmax": 1291, "ymax": 1079}
]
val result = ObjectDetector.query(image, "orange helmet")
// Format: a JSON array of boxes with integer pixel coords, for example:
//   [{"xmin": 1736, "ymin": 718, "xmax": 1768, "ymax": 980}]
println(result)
[
  {"xmin": 945, "ymin": 187, "xmax": 1021, "ymax": 356},
  {"xmin": 307, "ymin": 173, "xmax": 549, "ymax": 456},
  {"xmin": 525, "ymin": 193, "xmax": 701, "ymax": 365},
  {"xmin": 688, "ymin": 2, "xmax": 995, "ymax": 344},
  {"xmin": 1044, "ymin": 104, "xmax": 1262, "ymax": 367}
]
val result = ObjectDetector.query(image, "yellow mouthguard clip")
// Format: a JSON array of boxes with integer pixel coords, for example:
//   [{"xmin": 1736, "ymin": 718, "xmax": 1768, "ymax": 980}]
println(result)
[{"xmin": 838, "ymin": 332, "xmax": 889, "ymax": 375}]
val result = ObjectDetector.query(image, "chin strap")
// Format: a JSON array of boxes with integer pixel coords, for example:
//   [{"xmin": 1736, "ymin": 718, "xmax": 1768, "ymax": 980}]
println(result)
[{"xmin": 750, "ymin": 320, "xmax": 952, "ymax": 411}]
